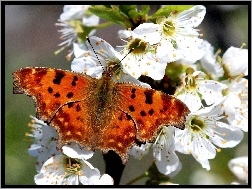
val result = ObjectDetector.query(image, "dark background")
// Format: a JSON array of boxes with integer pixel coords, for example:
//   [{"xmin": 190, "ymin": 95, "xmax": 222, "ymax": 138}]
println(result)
[{"xmin": 5, "ymin": 5, "xmax": 248, "ymax": 185}]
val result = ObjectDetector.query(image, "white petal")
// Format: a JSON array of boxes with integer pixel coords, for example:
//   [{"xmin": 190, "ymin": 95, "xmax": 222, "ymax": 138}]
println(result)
[
  {"xmin": 200, "ymin": 40, "xmax": 224, "ymax": 79},
  {"xmin": 132, "ymin": 23, "xmax": 161, "ymax": 44},
  {"xmin": 177, "ymin": 5, "xmax": 206, "ymax": 28},
  {"xmin": 176, "ymin": 37, "xmax": 205, "ymax": 63},
  {"xmin": 176, "ymin": 91, "xmax": 201, "ymax": 113},
  {"xmin": 129, "ymin": 143, "xmax": 151, "ymax": 159},
  {"xmin": 223, "ymin": 93, "xmax": 241, "ymax": 118},
  {"xmin": 153, "ymin": 127, "xmax": 179, "ymax": 175},
  {"xmin": 62, "ymin": 143, "xmax": 94, "ymax": 160},
  {"xmin": 82, "ymin": 14, "xmax": 100, "ymax": 27},
  {"xmin": 139, "ymin": 55, "xmax": 167, "ymax": 80},
  {"xmin": 228, "ymin": 156, "xmax": 248, "ymax": 182},
  {"xmin": 73, "ymin": 42, "xmax": 87, "ymax": 58},
  {"xmin": 191, "ymin": 136, "xmax": 216, "ymax": 160},
  {"xmin": 121, "ymin": 56, "xmax": 142, "ymax": 79},
  {"xmin": 222, "ymin": 46, "xmax": 248, "ymax": 76},
  {"xmin": 157, "ymin": 41, "xmax": 183, "ymax": 62},
  {"xmin": 211, "ymin": 122, "xmax": 243, "ymax": 148},
  {"xmin": 198, "ymin": 80, "xmax": 227, "ymax": 106},
  {"xmin": 174, "ymin": 128, "xmax": 191, "ymax": 154},
  {"xmin": 196, "ymin": 158, "xmax": 210, "ymax": 170},
  {"xmin": 96, "ymin": 174, "xmax": 114, "ymax": 185},
  {"xmin": 197, "ymin": 96, "xmax": 226, "ymax": 116},
  {"xmin": 79, "ymin": 161, "xmax": 101, "ymax": 185},
  {"xmin": 155, "ymin": 151, "xmax": 179, "ymax": 175},
  {"xmin": 34, "ymin": 155, "xmax": 66, "ymax": 185},
  {"xmin": 71, "ymin": 57, "xmax": 103, "ymax": 78}
]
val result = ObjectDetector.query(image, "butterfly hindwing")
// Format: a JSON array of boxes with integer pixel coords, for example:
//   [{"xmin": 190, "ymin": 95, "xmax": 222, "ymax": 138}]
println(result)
[
  {"xmin": 97, "ymin": 109, "xmax": 137, "ymax": 164},
  {"xmin": 116, "ymin": 84, "xmax": 190, "ymax": 142}
]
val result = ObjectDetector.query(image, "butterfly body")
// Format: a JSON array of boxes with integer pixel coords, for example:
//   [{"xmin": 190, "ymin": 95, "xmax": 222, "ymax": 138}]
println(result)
[{"xmin": 13, "ymin": 67, "xmax": 190, "ymax": 164}]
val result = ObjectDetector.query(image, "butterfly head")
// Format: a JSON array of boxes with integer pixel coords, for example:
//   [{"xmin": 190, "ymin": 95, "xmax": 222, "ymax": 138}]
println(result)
[{"xmin": 102, "ymin": 61, "xmax": 123, "ymax": 80}]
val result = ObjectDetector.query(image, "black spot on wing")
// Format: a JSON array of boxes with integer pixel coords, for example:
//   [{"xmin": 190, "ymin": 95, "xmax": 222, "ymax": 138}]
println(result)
[
  {"xmin": 140, "ymin": 110, "xmax": 146, "ymax": 116},
  {"xmin": 144, "ymin": 90, "xmax": 154, "ymax": 104},
  {"xmin": 148, "ymin": 108, "xmax": 154, "ymax": 116},
  {"xmin": 131, "ymin": 88, "xmax": 136, "ymax": 99},
  {"xmin": 54, "ymin": 92, "xmax": 60, "ymax": 98},
  {"xmin": 129, "ymin": 105, "xmax": 135, "ymax": 112},
  {"xmin": 53, "ymin": 70, "xmax": 65, "ymax": 85},
  {"xmin": 48, "ymin": 87, "xmax": 53, "ymax": 93},
  {"xmin": 71, "ymin": 76, "xmax": 78, "ymax": 86},
  {"xmin": 66, "ymin": 92, "xmax": 74, "ymax": 98}
]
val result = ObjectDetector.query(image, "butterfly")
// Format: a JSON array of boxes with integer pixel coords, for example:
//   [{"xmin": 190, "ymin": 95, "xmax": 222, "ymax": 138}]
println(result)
[{"xmin": 12, "ymin": 39, "xmax": 190, "ymax": 164}]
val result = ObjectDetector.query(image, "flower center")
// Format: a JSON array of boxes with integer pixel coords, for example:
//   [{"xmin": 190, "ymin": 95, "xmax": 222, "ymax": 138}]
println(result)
[
  {"xmin": 128, "ymin": 38, "xmax": 148, "ymax": 55},
  {"xmin": 190, "ymin": 117, "xmax": 205, "ymax": 132},
  {"xmin": 65, "ymin": 158, "xmax": 82, "ymax": 175},
  {"xmin": 184, "ymin": 67, "xmax": 197, "ymax": 89},
  {"xmin": 162, "ymin": 19, "xmax": 176, "ymax": 37}
]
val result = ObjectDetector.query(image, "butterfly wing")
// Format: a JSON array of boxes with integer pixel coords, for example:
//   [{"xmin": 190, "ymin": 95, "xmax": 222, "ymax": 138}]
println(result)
[
  {"xmin": 49, "ymin": 101, "xmax": 93, "ymax": 149},
  {"xmin": 116, "ymin": 84, "xmax": 190, "ymax": 142},
  {"xmin": 13, "ymin": 67, "xmax": 94, "ymax": 123},
  {"xmin": 96, "ymin": 110, "xmax": 137, "ymax": 164},
  {"xmin": 50, "ymin": 100, "xmax": 136, "ymax": 164}
]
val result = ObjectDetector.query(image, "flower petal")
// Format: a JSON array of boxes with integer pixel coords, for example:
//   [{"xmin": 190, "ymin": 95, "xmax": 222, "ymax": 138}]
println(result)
[{"xmin": 62, "ymin": 143, "xmax": 94, "ymax": 160}]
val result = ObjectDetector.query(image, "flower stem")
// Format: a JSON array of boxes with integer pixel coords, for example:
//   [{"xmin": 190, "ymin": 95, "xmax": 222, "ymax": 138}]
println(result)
[{"xmin": 126, "ymin": 172, "xmax": 149, "ymax": 185}]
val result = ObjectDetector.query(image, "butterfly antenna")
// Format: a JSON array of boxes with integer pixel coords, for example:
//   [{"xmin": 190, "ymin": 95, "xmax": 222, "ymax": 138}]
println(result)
[
  {"xmin": 109, "ymin": 48, "xmax": 134, "ymax": 75},
  {"xmin": 86, "ymin": 37, "xmax": 105, "ymax": 72},
  {"xmin": 120, "ymin": 48, "xmax": 134, "ymax": 63}
]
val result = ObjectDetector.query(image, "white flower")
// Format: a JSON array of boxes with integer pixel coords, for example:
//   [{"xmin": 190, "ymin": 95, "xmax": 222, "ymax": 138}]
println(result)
[
  {"xmin": 222, "ymin": 77, "xmax": 248, "ymax": 132},
  {"xmin": 159, "ymin": 5, "xmax": 206, "ymax": 62},
  {"xmin": 175, "ymin": 68, "xmax": 227, "ymax": 112},
  {"xmin": 56, "ymin": 5, "xmax": 99, "ymax": 58},
  {"xmin": 228, "ymin": 156, "xmax": 248, "ymax": 183},
  {"xmin": 199, "ymin": 40, "xmax": 224, "ymax": 80},
  {"xmin": 118, "ymin": 27, "xmax": 169, "ymax": 80},
  {"xmin": 175, "ymin": 99, "xmax": 244, "ymax": 170},
  {"xmin": 139, "ymin": 5, "xmax": 206, "ymax": 63},
  {"xmin": 72, "ymin": 36, "xmax": 151, "ymax": 87},
  {"xmin": 34, "ymin": 155, "xmax": 101, "ymax": 185},
  {"xmin": 27, "ymin": 116, "xmax": 61, "ymax": 171},
  {"xmin": 222, "ymin": 46, "xmax": 248, "ymax": 77}
]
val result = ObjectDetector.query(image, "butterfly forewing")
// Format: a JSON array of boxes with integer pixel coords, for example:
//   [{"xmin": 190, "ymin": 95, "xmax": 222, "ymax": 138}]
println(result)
[{"xmin": 13, "ymin": 67, "xmax": 94, "ymax": 123}]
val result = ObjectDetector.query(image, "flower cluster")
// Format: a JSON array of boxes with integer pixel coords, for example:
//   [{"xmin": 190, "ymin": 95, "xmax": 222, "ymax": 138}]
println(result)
[{"xmin": 25, "ymin": 5, "xmax": 247, "ymax": 185}]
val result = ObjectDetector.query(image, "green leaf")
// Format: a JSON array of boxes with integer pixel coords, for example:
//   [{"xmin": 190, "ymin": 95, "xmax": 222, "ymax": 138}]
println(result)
[
  {"xmin": 150, "ymin": 5, "xmax": 194, "ymax": 20},
  {"xmin": 118, "ymin": 5, "xmax": 137, "ymax": 16},
  {"xmin": 88, "ymin": 5, "xmax": 132, "ymax": 28},
  {"xmin": 141, "ymin": 5, "xmax": 150, "ymax": 15}
]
